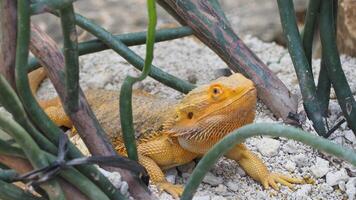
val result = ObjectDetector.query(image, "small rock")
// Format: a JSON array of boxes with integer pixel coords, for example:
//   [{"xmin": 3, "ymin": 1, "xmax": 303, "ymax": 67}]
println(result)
[
  {"xmin": 293, "ymin": 184, "xmax": 312, "ymax": 199},
  {"xmin": 187, "ymin": 74, "xmax": 198, "ymax": 84},
  {"xmin": 202, "ymin": 172, "xmax": 223, "ymax": 186},
  {"xmin": 236, "ymin": 167, "xmax": 246, "ymax": 177},
  {"xmin": 346, "ymin": 178, "xmax": 356, "ymax": 200},
  {"xmin": 339, "ymin": 181, "xmax": 346, "ymax": 191},
  {"xmin": 319, "ymin": 183, "xmax": 334, "ymax": 193},
  {"xmin": 98, "ymin": 168, "xmax": 122, "ymax": 188},
  {"xmin": 345, "ymin": 130, "xmax": 356, "ymax": 143},
  {"xmin": 120, "ymin": 181, "xmax": 129, "ymax": 196},
  {"xmin": 310, "ymin": 157, "xmax": 330, "ymax": 178},
  {"xmin": 284, "ymin": 141, "xmax": 300, "ymax": 154},
  {"xmin": 293, "ymin": 154, "xmax": 310, "ymax": 167},
  {"xmin": 177, "ymin": 162, "xmax": 195, "ymax": 173},
  {"xmin": 214, "ymin": 184, "xmax": 227, "ymax": 193},
  {"xmin": 226, "ymin": 181, "xmax": 239, "ymax": 192},
  {"xmin": 192, "ymin": 195, "xmax": 211, "ymax": 200},
  {"xmin": 256, "ymin": 137, "xmax": 281, "ymax": 157},
  {"xmin": 165, "ymin": 168, "xmax": 178, "ymax": 184},
  {"xmin": 285, "ymin": 160, "xmax": 296, "ymax": 172},
  {"xmin": 326, "ymin": 169, "xmax": 350, "ymax": 186}
]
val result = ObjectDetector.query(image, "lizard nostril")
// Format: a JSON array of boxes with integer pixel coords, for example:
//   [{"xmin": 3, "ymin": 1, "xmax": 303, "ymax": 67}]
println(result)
[{"xmin": 187, "ymin": 112, "xmax": 194, "ymax": 119}]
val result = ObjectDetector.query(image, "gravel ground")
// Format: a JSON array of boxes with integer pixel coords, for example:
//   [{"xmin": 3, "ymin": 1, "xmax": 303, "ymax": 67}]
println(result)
[{"xmin": 34, "ymin": 36, "xmax": 356, "ymax": 200}]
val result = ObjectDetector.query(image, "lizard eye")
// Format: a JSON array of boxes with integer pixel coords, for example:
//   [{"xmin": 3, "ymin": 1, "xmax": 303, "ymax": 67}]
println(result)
[
  {"xmin": 210, "ymin": 85, "xmax": 223, "ymax": 99},
  {"xmin": 187, "ymin": 112, "xmax": 194, "ymax": 119}
]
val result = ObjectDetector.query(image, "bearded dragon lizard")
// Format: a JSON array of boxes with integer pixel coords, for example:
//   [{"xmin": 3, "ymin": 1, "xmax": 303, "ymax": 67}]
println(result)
[{"xmin": 29, "ymin": 67, "xmax": 304, "ymax": 198}]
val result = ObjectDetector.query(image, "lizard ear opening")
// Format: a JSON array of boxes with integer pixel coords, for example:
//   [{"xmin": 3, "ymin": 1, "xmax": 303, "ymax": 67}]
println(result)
[{"xmin": 187, "ymin": 112, "xmax": 194, "ymax": 119}]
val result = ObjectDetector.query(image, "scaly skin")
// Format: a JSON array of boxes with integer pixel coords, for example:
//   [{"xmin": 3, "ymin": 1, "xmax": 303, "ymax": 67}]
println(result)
[{"xmin": 29, "ymin": 68, "xmax": 304, "ymax": 198}]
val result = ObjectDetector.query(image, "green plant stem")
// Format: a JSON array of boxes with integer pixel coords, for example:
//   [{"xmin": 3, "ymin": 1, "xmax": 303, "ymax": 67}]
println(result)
[
  {"xmin": 181, "ymin": 123, "xmax": 356, "ymax": 200},
  {"xmin": 0, "ymin": 136, "xmax": 26, "ymax": 158},
  {"xmin": 316, "ymin": 56, "xmax": 331, "ymax": 117},
  {"xmin": 0, "ymin": 111, "xmax": 64, "ymax": 200},
  {"xmin": 319, "ymin": 0, "xmax": 356, "ymax": 135},
  {"xmin": 59, "ymin": 5, "xmax": 79, "ymax": 112},
  {"xmin": 44, "ymin": 153, "xmax": 112, "ymax": 200},
  {"xmin": 0, "ymin": 169, "xmax": 17, "ymax": 182},
  {"xmin": 0, "ymin": 138, "xmax": 120, "ymax": 200},
  {"xmin": 317, "ymin": 0, "xmax": 338, "ymax": 119},
  {"xmin": 15, "ymin": 1, "xmax": 64, "ymax": 199},
  {"xmin": 59, "ymin": 12, "xmax": 195, "ymax": 94},
  {"xmin": 31, "ymin": 0, "xmax": 76, "ymax": 15},
  {"xmin": 0, "ymin": 179, "xmax": 45, "ymax": 200},
  {"xmin": 0, "ymin": 75, "xmax": 57, "ymax": 154},
  {"xmin": 302, "ymin": 0, "xmax": 320, "ymax": 67},
  {"xmin": 119, "ymin": 0, "xmax": 157, "ymax": 161},
  {"xmin": 277, "ymin": 0, "xmax": 327, "ymax": 136},
  {"xmin": 27, "ymin": 27, "xmax": 193, "ymax": 72}
]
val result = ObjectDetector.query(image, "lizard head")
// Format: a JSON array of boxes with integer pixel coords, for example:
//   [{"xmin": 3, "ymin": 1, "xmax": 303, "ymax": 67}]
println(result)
[{"xmin": 165, "ymin": 73, "xmax": 257, "ymax": 144}]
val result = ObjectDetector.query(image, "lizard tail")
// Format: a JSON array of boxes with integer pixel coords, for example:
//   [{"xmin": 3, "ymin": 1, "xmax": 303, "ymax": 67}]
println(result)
[{"xmin": 28, "ymin": 67, "xmax": 47, "ymax": 95}]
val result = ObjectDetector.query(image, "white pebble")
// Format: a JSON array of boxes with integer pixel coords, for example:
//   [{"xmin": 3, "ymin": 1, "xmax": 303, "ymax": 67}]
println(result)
[
  {"xmin": 346, "ymin": 178, "xmax": 356, "ymax": 200},
  {"xmin": 202, "ymin": 172, "xmax": 223, "ymax": 186},
  {"xmin": 345, "ymin": 130, "xmax": 356, "ymax": 143},
  {"xmin": 285, "ymin": 160, "xmax": 296, "ymax": 172},
  {"xmin": 326, "ymin": 168, "xmax": 350, "ymax": 186},
  {"xmin": 310, "ymin": 157, "xmax": 330, "ymax": 178},
  {"xmin": 226, "ymin": 181, "xmax": 239, "ymax": 192},
  {"xmin": 120, "ymin": 181, "xmax": 129, "ymax": 196},
  {"xmin": 256, "ymin": 137, "xmax": 281, "ymax": 157},
  {"xmin": 293, "ymin": 184, "xmax": 312, "ymax": 199}
]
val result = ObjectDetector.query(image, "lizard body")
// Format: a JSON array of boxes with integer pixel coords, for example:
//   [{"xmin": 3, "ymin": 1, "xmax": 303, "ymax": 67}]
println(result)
[{"xmin": 29, "ymin": 67, "xmax": 303, "ymax": 198}]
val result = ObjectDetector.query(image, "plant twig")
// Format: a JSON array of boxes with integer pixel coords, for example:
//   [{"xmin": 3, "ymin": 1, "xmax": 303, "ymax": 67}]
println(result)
[
  {"xmin": 59, "ymin": 5, "xmax": 80, "ymax": 112},
  {"xmin": 319, "ymin": 0, "xmax": 356, "ymax": 135},
  {"xmin": 0, "ymin": 0, "xmax": 17, "ymax": 88},
  {"xmin": 277, "ymin": 0, "xmax": 327, "ymax": 136}
]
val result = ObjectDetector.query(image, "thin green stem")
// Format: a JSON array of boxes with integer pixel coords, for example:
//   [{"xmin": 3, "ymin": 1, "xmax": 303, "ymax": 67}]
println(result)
[
  {"xmin": 319, "ymin": 0, "xmax": 356, "ymax": 135},
  {"xmin": 181, "ymin": 123, "xmax": 356, "ymax": 200},
  {"xmin": 302, "ymin": 0, "xmax": 320, "ymax": 67},
  {"xmin": 119, "ymin": 0, "xmax": 157, "ymax": 161},
  {"xmin": 31, "ymin": 0, "xmax": 76, "ymax": 15},
  {"xmin": 0, "ymin": 179, "xmax": 45, "ymax": 200},
  {"xmin": 60, "ymin": 5, "xmax": 79, "ymax": 112},
  {"xmin": 15, "ymin": 1, "xmax": 64, "ymax": 198},
  {"xmin": 27, "ymin": 26, "xmax": 193, "ymax": 72},
  {"xmin": 60, "ymin": 12, "xmax": 195, "ymax": 94},
  {"xmin": 0, "ymin": 169, "xmax": 18, "ymax": 182},
  {"xmin": 0, "ymin": 74, "xmax": 57, "ymax": 154},
  {"xmin": 316, "ymin": 55, "xmax": 331, "ymax": 117},
  {"xmin": 0, "ymin": 110, "xmax": 64, "ymax": 199},
  {"xmin": 277, "ymin": 0, "xmax": 327, "ymax": 136}
]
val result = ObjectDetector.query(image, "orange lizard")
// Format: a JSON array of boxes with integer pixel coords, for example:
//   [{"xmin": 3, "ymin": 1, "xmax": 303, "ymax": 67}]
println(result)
[{"xmin": 29, "ymin": 67, "xmax": 304, "ymax": 198}]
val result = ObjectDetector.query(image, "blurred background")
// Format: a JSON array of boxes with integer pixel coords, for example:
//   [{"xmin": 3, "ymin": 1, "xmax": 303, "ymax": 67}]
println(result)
[{"xmin": 32, "ymin": 0, "xmax": 356, "ymax": 57}]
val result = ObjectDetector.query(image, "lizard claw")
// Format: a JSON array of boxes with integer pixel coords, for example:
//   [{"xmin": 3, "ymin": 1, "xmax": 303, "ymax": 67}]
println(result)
[
  {"xmin": 156, "ymin": 182, "xmax": 184, "ymax": 199},
  {"xmin": 261, "ymin": 173, "xmax": 304, "ymax": 191}
]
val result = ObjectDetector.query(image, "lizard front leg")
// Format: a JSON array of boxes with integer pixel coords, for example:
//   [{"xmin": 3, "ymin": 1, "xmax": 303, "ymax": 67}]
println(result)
[
  {"xmin": 136, "ymin": 137, "xmax": 198, "ymax": 198},
  {"xmin": 225, "ymin": 143, "xmax": 304, "ymax": 190}
]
